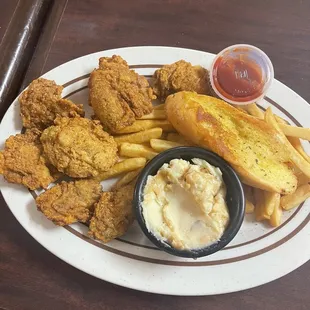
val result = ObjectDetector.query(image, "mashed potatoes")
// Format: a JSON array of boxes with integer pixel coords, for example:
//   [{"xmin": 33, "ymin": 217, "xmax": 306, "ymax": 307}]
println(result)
[{"xmin": 142, "ymin": 158, "xmax": 229, "ymax": 250}]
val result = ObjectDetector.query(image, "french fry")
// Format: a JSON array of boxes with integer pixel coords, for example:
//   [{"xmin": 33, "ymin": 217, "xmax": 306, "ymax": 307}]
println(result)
[
  {"xmin": 281, "ymin": 184, "xmax": 310, "ymax": 210},
  {"xmin": 153, "ymin": 103, "xmax": 165, "ymax": 110},
  {"xmin": 243, "ymin": 184, "xmax": 254, "ymax": 201},
  {"xmin": 287, "ymin": 136, "xmax": 310, "ymax": 164},
  {"xmin": 277, "ymin": 110, "xmax": 310, "ymax": 162},
  {"xmin": 120, "ymin": 143, "xmax": 158, "ymax": 160},
  {"xmin": 275, "ymin": 115, "xmax": 289, "ymax": 125},
  {"xmin": 150, "ymin": 139, "xmax": 184, "ymax": 152},
  {"xmin": 243, "ymin": 185, "xmax": 255, "ymax": 213},
  {"xmin": 96, "ymin": 158, "xmax": 146, "ymax": 181},
  {"xmin": 243, "ymin": 103, "xmax": 290, "ymax": 125},
  {"xmin": 114, "ymin": 128, "xmax": 162, "ymax": 145},
  {"xmin": 139, "ymin": 110, "xmax": 166, "ymax": 120},
  {"xmin": 243, "ymin": 103, "xmax": 264, "ymax": 119},
  {"xmin": 274, "ymin": 116, "xmax": 310, "ymax": 161},
  {"xmin": 269, "ymin": 193, "xmax": 282, "ymax": 227},
  {"xmin": 232, "ymin": 105, "xmax": 249, "ymax": 114},
  {"xmin": 253, "ymin": 188, "xmax": 270, "ymax": 221},
  {"xmin": 296, "ymin": 171, "xmax": 310, "ymax": 186},
  {"xmin": 161, "ymin": 132, "xmax": 168, "ymax": 140},
  {"xmin": 264, "ymin": 191, "xmax": 279, "ymax": 217},
  {"xmin": 273, "ymin": 110, "xmax": 310, "ymax": 151},
  {"xmin": 115, "ymin": 120, "xmax": 175, "ymax": 134},
  {"xmin": 245, "ymin": 199, "xmax": 255, "ymax": 214},
  {"xmin": 265, "ymin": 108, "xmax": 310, "ymax": 179},
  {"xmin": 111, "ymin": 169, "xmax": 142, "ymax": 190},
  {"xmin": 279, "ymin": 123, "xmax": 310, "ymax": 140},
  {"xmin": 167, "ymin": 133, "xmax": 190, "ymax": 145},
  {"xmin": 273, "ymin": 114, "xmax": 310, "ymax": 163}
]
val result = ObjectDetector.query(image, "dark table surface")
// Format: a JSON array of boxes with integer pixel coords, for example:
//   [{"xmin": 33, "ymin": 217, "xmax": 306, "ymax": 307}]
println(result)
[
  {"xmin": 1, "ymin": 0, "xmax": 310, "ymax": 309},
  {"xmin": 0, "ymin": 0, "xmax": 18, "ymax": 40}
]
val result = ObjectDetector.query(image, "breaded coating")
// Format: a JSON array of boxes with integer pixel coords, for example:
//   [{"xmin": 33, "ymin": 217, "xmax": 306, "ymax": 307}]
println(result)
[
  {"xmin": 88, "ymin": 184, "xmax": 134, "ymax": 243},
  {"xmin": 88, "ymin": 55, "xmax": 155, "ymax": 133},
  {"xmin": 153, "ymin": 60, "xmax": 210, "ymax": 101},
  {"xmin": 0, "ymin": 151, "xmax": 4, "ymax": 174},
  {"xmin": 36, "ymin": 179, "xmax": 102, "ymax": 226},
  {"xmin": 40, "ymin": 117, "xmax": 118, "ymax": 178},
  {"xmin": 0, "ymin": 129, "xmax": 57, "ymax": 190},
  {"xmin": 20, "ymin": 78, "xmax": 85, "ymax": 130}
]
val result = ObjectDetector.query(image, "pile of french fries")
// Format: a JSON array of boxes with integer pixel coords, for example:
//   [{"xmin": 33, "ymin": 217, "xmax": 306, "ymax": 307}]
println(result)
[
  {"xmin": 96, "ymin": 104, "xmax": 185, "ymax": 188},
  {"xmin": 241, "ymin": 103, "xmax": 310, "ymax": 227},
  {"xmin": 97, "ymin": 101, "xmax": 310, "ymax": 228}
]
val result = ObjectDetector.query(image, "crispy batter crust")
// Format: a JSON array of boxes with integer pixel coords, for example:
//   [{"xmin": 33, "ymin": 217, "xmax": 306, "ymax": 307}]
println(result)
[
  {"xmin": 36, "ymin": 179, "xmax": 102, "ymax": 226},
  {"xmin": 40, "ymin": 117, "xmax": 118, "ymax": 178},
  {"xmin": 88, "ymin": 184, "xmax": 134, "ymax": 243},
  {"xmin": 20, "ymin": 78, "xmax": 84, "ymax": 130},
  {"xmin": 0, "ymin": 129, "xmax": 57, "ymax": 189},
  {"xmin": 0, "ymin": 151, "xmax": 4, "ymax": 175},
  {"xmin": 88, "ymin": 55, "xmax": 155, "ymax": 133},
  {"xmin": 153, "ymin": 60, "xmax": 210, "ymax": 101}
]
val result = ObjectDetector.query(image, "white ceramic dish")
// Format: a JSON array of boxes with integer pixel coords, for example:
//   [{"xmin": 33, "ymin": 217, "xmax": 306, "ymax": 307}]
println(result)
[{"xmin": 0, "ymin": 46, "xmax": 309, "ymax": 296}]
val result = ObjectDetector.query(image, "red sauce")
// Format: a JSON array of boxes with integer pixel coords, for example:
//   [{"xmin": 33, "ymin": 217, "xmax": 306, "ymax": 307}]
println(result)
[{"xmin": 212, "ymin": 54, "xmax": 264, "ymax": 102}]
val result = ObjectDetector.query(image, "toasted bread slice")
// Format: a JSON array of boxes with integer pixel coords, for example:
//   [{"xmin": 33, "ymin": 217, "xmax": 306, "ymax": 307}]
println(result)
[{"xmin": 165, "ymin": 91, "xmax": 297, "ymax": 194}]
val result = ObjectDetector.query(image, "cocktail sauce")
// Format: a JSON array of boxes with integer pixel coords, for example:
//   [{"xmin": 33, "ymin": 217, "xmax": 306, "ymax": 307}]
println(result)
[
  {"xmin": 210, "ymin": 45, "xmax": 274, "ymax": 105},
  {"xmin": 212, "ymin": 51, "xmax": 264, "ymax": 103}
]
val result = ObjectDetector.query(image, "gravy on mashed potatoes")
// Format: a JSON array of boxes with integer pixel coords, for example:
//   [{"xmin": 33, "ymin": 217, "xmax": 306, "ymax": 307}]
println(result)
[{"xmin": 142, "ymin": 158, "xmax": 229, "ymax": 250}]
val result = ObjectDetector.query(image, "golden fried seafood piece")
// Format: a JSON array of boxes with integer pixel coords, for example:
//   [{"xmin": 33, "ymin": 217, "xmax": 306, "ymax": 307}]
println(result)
[
  {"xmin": 88, "ymin": 183, "xmax": 134, "ymax": 243},
  {"xmin": 36, "ymin": 179, "xmax": 102, "ymax": 226},
  {"xmin": 19, "ymin": 78, "xmax": 84, "ymax": 130},
  {"xmin": 0, "ymin": 151, "xmax": 4, "ymax": 174},
  {"xmin": 0, "ymin": 129, "xmax": 57, "ymax": 190},
  {"xmin": 88, "ymin": 55, "xmax": 155, "ymax": 133},
  {"xmin": 153, "ymin": 60, "xmax": 210, "ymax": 101},
  {"xmin": 40, "ymin": 117, "xmax": 118, "ymax": 178}
]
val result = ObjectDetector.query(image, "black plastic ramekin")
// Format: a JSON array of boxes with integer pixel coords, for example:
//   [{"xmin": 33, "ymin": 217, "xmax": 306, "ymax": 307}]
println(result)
[{"xmin": 133, "ymin": 146, "xmax": 245, "ymax": 259}]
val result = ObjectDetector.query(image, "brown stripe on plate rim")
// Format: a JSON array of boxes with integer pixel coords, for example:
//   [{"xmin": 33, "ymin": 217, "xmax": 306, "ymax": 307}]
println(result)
[
  {"xmin": 64, "ymin": 210, "xmax": 310, "ymax": 267},
  {"xmin": 63, "ymin": 86, "xmax": 88, "ymax": 99},
  {"xmin": 62, "ymin": 64, "xmax": 160, "ymax": 88},
  {"xmin": 28, "ymin": 183, "xmax": 307, "ymax": 253},
  {"xmin": 129, "ymin": 64, "xmax": 162, "ymax": 69},
  {"xmin": 115, "ymin": 237, "xmax": 160, "ymax": 250},
  {"xmin": 62, "ymin": 73, "xmax": 90, "ymax": 88},
  {"xmin": 262, "ymin": 97, "xmax": 303, "ymax": 127}
]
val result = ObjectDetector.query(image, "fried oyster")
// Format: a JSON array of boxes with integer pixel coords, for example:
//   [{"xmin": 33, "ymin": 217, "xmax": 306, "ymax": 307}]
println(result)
[
  {"xmin": 88, "ymin": 55, "xmax": 155, "ymax": 133},
  {"xmin": 40, "ymin": 117, "xmax": 118, "ymax": 178},
  {"xmin": 20, "ymin": 78, "xmax": 84, "ymax": 130},
  {"xmin": 88, "ymin": 183, "xmax": 134, "ymax": 243},
  {"xmin": 0, "ymin": 129, "xmax": 58, "ymax": 190},
  {"xmin": 36, "ymin": 179, "xmax": 102, "ymax": 226},
  {"xmin": 153, "ymin": 60, "xmax": 210, "ymax": 101}
]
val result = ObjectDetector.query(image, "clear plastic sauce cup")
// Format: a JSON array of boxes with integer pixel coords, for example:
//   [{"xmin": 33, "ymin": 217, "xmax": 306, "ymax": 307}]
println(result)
[{"xmin": 210, "ymin": 44, "xmax": 274, "ymax": 105}]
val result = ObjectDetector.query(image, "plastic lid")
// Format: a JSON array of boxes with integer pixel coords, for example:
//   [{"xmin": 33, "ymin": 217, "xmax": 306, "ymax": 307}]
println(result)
[{"xmin": 210, "ymin": 44, "xmax": 274, "ymax": 105}]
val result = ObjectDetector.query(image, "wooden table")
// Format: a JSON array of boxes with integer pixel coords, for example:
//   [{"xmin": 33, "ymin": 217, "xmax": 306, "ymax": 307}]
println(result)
[{"xmin": 1, "ymin": 0, "xmax": 310, "ymax": 309}]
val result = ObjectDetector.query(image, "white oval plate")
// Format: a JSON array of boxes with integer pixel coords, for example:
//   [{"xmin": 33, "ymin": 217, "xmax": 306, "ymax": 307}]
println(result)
[{"xmin": 1, "ymin": 46, "xmax": 310, "ymax": 296}]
